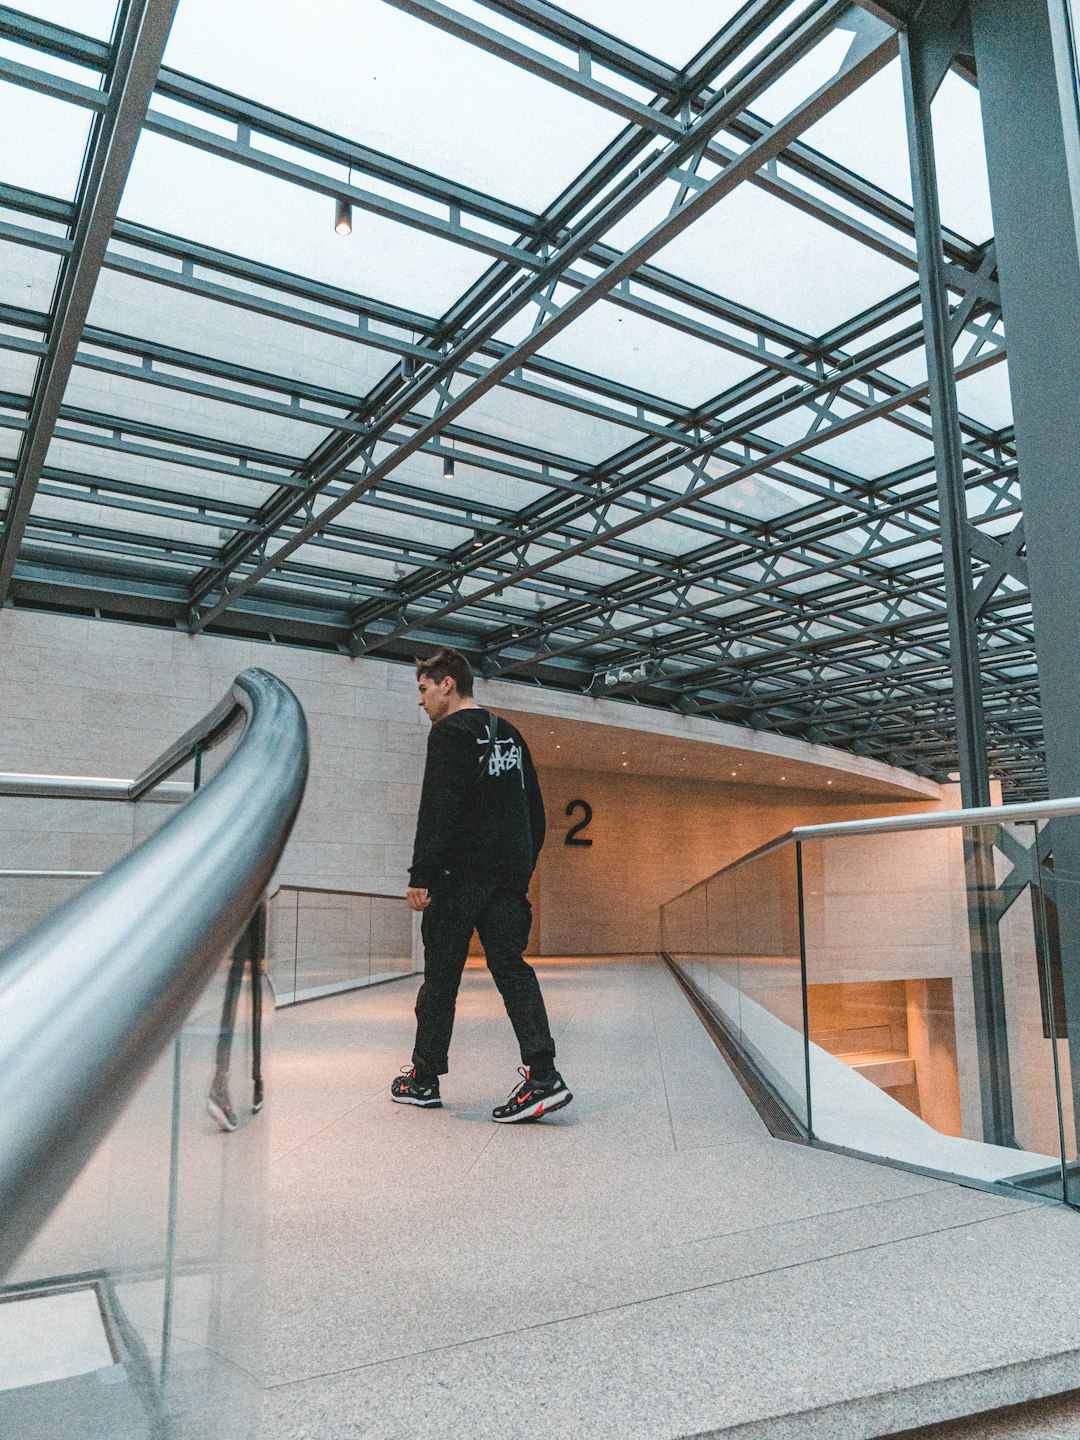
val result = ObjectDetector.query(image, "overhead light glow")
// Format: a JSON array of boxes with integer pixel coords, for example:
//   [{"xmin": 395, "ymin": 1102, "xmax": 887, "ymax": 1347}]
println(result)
[{"xmin": 335, "ymin": 198, "xmax": 352, "ymax": 235}]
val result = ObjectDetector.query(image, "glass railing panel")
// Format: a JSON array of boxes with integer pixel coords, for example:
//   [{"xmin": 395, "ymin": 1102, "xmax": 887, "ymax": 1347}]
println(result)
[
  {"xmin": 370, "ymin": 895, "xmax": 415, "ymax": 984},
  {"xmin": 1031, "ymin": 817, "xmax": 1079, "ymax": 1204},
  {"xmin": 0, "ymin": 938, "xmax": 268, "ymax": 1439},
  {"xmin": 733, "ymin": 844, "xmax": 807, "ymax": 1125},
  {"xmin": 703, "ymin": 867, "xmax": 742, "ymax": 1043},
  {"xmin": 659, "ymin": 881, "xmax": 708, "ymax": 993},
  {"xmin": 296, "ymin": 888, "xmax": 373, "ymax": 999},
  {"xmin": 0, "ymin": 873, "xmax": 100, "ymax": 951},
  {"xmin": 800, "ymin": 820, "xmax": 1068, "ymax": 1199},
  {"xmin": 661, "ymin": 846, "xmax": 806, "ymax": 1126},
  {"xmin": 267, "ymin": 886, "xmax": 417, "ymax": 1006},
  {"xmin": 266, "ymin": 885, "xmax": 300, "ymax": 1005}
]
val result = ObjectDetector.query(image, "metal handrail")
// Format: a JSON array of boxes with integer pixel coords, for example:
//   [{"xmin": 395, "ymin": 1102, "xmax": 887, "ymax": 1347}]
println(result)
[
  {"xmin": 661, "ymin": 794, "xmax": 1080, "ymax": 908},
  {"xmin": 0, "ymin": 774, "xmax": 191, "ymax": 802},
  {"xmin": 269, "ymin": 883, "xmax": 405, "ymax": 901},
  {"xmin": 0, "ymin": 870, "xmax": 103, "ymax": 879},
  {"xmin": 0, "ymin": 667, "xmax": 309, "ymax": 1278}
]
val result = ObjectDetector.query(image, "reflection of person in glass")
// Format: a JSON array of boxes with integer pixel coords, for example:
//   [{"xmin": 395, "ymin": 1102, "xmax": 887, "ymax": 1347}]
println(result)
[
  {"xmin": 391, "ymin": 648, "xmax": 572, "ymax": 1122},
  {"xmin": 207, "ymin": 904, "xmax": 265, "ymax": 1132}
]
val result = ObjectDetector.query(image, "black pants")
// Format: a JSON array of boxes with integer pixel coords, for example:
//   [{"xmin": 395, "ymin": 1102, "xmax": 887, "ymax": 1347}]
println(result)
[{"xmin": 412, "ymin": 875, "xmax": 556, "ymax": 1078}]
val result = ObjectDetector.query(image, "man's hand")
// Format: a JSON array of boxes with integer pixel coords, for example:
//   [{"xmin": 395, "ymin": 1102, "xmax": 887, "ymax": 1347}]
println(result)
[{"xmin": 407, "ymin": 887, "xmax": 432, "ymax": 912}]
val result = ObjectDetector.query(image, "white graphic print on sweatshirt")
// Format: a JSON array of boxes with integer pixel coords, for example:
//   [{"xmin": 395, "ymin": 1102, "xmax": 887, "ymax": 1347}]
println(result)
[{"xmin": 478, "ymin": 731, "xmax": 524, "ymax": 783}]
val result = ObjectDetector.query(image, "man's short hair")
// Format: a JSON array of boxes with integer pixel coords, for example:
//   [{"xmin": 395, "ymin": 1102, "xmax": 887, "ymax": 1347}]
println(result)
[{"xmin": 415, "ymin": 647, "xmax": 474, "ymax": 697}]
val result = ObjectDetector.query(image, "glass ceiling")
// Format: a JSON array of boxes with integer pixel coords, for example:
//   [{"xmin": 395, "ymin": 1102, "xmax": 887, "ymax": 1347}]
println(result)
[{"xmin": 0, "ymin": 0, "xmax": 1041, "ymax": 797}]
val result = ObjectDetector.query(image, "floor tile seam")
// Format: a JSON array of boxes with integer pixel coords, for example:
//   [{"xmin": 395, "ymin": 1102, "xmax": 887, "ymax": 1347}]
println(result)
[
  {"xmin": 265, "ymin": 1206, "xmax": 1054, "ymax": 1395},
  {"xmin": 268, "ymin": 1085, "xmax": 388, "ymax": 1167},
  {"xmin": 649, "ymin": 978, "xmax": 681, "ymax": 1154},
  {"xmin": 659, "ymin": 1190, "xmax": 1040, "ymax": 1253},
  {"xmin": 444, "ymin": 1129, "xmax": 771, "ymax": 1191},
  {"xmin": 457, "ymin": 1120, "xmax": 502, "ymax": 1181}
]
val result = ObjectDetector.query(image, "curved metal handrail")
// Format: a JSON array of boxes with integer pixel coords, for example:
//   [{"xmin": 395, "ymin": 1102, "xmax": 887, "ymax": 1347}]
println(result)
[
  {"xmin": 660, "ymin": 793, "xmax": 1080, "ymax": 909},
  {"xmin": 0, "ymin": 667, "xmax": 309, "ymax": 1278}
]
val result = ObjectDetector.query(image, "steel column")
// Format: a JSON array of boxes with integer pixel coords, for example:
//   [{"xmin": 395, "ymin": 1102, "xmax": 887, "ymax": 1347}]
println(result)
[
  {"xmin": 970, "ymin": 0, "xmax": 1080, "ymax": 1178},
  {"xmin": 901, "ymin": 4, "xmax": 1014, "ymax": 1147}
]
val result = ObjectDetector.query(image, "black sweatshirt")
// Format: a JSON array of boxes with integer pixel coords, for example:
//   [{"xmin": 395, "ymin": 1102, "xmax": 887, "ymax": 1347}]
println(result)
[{"xmin": 409, "ymin": 708, "xmax": 546, "ymax": 891}]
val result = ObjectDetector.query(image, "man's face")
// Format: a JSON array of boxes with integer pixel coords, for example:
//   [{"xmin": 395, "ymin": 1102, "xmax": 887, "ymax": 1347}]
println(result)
[{"xmin": 417, "ymin": 673, "xmax": 455, "ymax": 723}]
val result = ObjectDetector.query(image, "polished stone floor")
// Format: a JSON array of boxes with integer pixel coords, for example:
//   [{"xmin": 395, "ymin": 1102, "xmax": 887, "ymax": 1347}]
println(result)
[{"xmin": 261, "ymin": 958, "xmax": 1080, "ymax": 1440}]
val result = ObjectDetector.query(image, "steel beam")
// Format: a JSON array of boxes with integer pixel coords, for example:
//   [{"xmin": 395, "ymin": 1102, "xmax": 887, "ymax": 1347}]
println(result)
[
  {"xmin": 185, "ymin": 4, "xmax": 899, "ymax": 631},
  {"xmin": 0, "ymin": 0, "xmax": 179, "ymax": 604}
]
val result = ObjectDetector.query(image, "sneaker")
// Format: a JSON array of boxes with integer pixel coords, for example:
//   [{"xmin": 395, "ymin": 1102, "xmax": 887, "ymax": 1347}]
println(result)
[
  {"xmin": 492, "ymin": 1067, "xmax": 572, "ymax": 1123},
  {"xmin": 391, "ymin": 1066, "xmax": 442, "ymax": 1108},
  {"xmin": 207, "ymin": 1087, "xmax": 238, "ymax": 1132},
  {"xmin": 252, "ymin": 1077, "xmax": 264, "ymax": 1114}
]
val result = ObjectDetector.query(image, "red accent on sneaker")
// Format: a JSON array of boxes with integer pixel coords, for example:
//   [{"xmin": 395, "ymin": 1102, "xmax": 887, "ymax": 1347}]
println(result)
[{"xmin": 518, "ymin": 1090, "xmax": 533, "ymax": 1104}]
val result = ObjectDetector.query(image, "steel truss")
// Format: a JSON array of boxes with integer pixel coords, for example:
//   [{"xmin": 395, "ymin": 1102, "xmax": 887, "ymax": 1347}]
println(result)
[{"xmin": 0, "ymin": 0, "xmax": 1045, "ymax": 796}]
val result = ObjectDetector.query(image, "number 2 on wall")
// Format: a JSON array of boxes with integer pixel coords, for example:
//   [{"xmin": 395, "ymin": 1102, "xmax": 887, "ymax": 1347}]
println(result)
[{"xmin": 564, "ymin": 799, "xmax": 593, "ymax": 847}]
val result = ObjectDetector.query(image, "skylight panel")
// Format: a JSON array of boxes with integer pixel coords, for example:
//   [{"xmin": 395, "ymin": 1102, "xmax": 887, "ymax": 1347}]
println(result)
[
  {"xmin": 60, "ymin": 368, "xmax": 334, "ymax": 459},
  {"xmin": 0, "ymin": 79, "xmax": 94, "ymax": 200},
  {"xmin": 534, "ymin": 297, "xmax": 761, "ymax": 409},
  {"xmin": 802, "ymin": 415, "xmax": 934, "ymax": 479},
  {"xmin": 162, "ymin": 0, "xmax": 624, "ymax": 213},
  {"xmin": 955, "ymin": 360, "xmax": 1013, "ymax": 430},
  {"xmin": 0, "ymin": 240, "xmax": 58, "ymax": 315},
  {"xmin": 0, "ymin": 345, "xmax": 41, "ymax": 398},
  {"xmin": 13, "ymin": 2, "xmax": 119, "ymax": 39},
  {"xmin": 751, "ymin": 25, "xmax": 859, "ymax": 125},
  {"xmin": 648, "ymin": 183, "xmax": 913, "ymax": 336},
  {"xmin": 119, "ymin": 133, "xmax": 495, "ymax": 315},
  {"xmin": 45, "ymin": 435, "xmax": 279, "ymax": 510},
  {"xmin": 85, "ymin": 271, "xmax": 398, "ymax": 397},
  {"xmin": 561, "ymin": 0, "xmax": 746, "ymax": 68},
  {"xmin": 798, "ymin": 58, "xmax": 912, "ymax": 206},
  {"xmin": 931, "ymin": 71, "xmax": 994, "ymax": 242},
  {"xmin": 464, "ymin": 384, "xmax": 647, "ymax": 463}
]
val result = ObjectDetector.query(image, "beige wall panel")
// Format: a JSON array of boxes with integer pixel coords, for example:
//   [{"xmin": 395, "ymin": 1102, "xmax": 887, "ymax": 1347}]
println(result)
[{"xmin": 529, "ymin": 766, "xmax": 939, "ymax": 957}]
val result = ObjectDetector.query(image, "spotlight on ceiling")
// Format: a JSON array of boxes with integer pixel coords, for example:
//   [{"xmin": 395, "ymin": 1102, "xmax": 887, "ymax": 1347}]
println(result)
[
  {"xmin": 443, "ymin": 456, "xmax": 455, "ymax": 481},
  {"xmin": 334, "ymin": 198, "xmax": 352, "ymax": 235}
]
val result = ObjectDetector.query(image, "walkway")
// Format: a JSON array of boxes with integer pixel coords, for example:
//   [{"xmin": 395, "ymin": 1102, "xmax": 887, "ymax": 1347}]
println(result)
[{"xmin": 262, "ymin": 958, "xmax": 1080, "ymax": 1440}]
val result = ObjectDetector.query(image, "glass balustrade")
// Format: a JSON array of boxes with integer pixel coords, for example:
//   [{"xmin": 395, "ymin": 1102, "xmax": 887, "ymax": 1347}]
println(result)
[
  {"xmin": 661, "ymin": 809, "xmax": 1080, "ymax": 1205},
  {"xmin": 0, "ymin": 925, "xmax": 268, "ymax": 1439},
  {"xmin": 267, "ymin": 885, "xmax": 417, "ymax": 1006}
]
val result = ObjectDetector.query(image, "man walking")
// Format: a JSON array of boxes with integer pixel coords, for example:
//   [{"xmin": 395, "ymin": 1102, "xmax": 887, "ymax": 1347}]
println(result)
[{"xmin": 391, "ymin": 648, "xmax": 571, "ymax": 1122}]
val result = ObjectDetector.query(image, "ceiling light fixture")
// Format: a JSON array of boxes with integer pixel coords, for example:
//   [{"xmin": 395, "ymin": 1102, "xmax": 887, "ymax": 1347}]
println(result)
[{"xmin": 335, "ymin": 198, "xmax": 352, "ymax": 235}]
